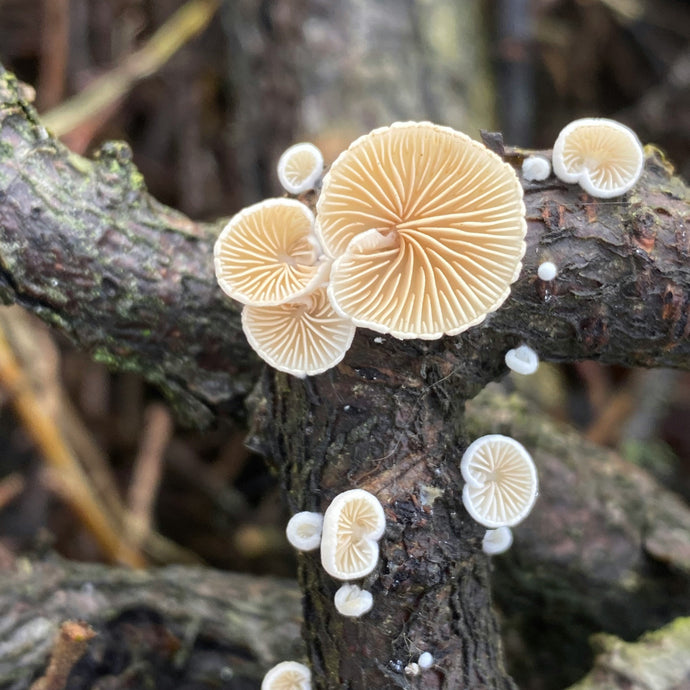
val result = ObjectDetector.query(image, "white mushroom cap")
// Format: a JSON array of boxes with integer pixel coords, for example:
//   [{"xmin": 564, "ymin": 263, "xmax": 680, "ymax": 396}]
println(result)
[
  {"xmin": 504, "ymin": 344, "xmax": 539, "ymax": 375},
  {"xmin": 316, "ymin": 121, "xmax": 526, "ymax": 340},
  {"xmin": 214, "ymin": 198, "xmax": 329, "ymax": 306},
  {"xmin": 277, "ymin": 142, "xmax": 324, "ymax": 194},
  {"xmin": 333, "ymin": 583, "xmax": 374, "ymax": 617},
  {"xmin": 552, "ymin": 118, "xmax": 644, "ymax": 198},
  {"xmin": 241, "ymin": 287, "xmax": 356, "ymax": 378},
  {"xmin": 261, "ymin": 661, "xmax": 311, "ymax": 690},
  {"xmin": 285, "ymin": 511, "xmax": 323, "ymax": 551},
  {"xmin": 417, "ymin": 652, "xmax": 434, "ymax": 669},
  {"xmin": 461, "ymin": 434, "xmax": 538, "ymax": 528},
  {"xmin": 320, "ymin": 488, "xmax": 386, "ymax": 580},
  {"xmin": 482, "ymin": 526, "xmax": 513, "ymax": 555},
  {"xmin": 537, "ymin": 261, "xmax": 558, "ymax": 281},
  {"xmin": 522, "ymin": 155, "xmax": 551, "ymax": 181}
]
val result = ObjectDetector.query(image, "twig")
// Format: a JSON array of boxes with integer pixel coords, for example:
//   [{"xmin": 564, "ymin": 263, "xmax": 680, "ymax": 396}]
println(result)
[
  {"xmin": 0, "ymin": 325, "xmax": 146, "ymax": 567},
  {"xmin": 29, "ymin": 620, "xmax": 96, "ymax": 690},
  {"xmin": 36, "ymin": 0, "xmax": 69, "ymax": 109},
  {"xmin": 126, "ymin": 403, "xmax": 173, "ymax": 548},
  {"xmin": 41, "ymin": 0, "xmax": 220, "ymax": 137},
  {"xmin": 0, "ymin": 472, "xmax": 25, "ymax": 511}
]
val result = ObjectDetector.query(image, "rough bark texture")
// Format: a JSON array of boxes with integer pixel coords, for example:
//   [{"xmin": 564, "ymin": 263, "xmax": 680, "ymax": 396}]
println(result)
[{"xmin": 0, "ymin": 559, "xmax": 303, "ymax": 689}]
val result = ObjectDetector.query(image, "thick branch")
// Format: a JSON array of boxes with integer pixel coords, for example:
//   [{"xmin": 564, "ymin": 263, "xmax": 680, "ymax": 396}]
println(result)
[
  {"xmin": 0, "ymin": 66, "xmax": 688, "ymax": 427},
  {"xmin": 0, "ymin": 559, "xmax": 304, "ymax": 689}
]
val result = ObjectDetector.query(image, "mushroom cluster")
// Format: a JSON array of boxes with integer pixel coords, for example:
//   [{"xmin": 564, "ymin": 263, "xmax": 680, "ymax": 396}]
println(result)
[{"xmin": 214, "ymin": 122, "xmax": 528, "ymax": 376}]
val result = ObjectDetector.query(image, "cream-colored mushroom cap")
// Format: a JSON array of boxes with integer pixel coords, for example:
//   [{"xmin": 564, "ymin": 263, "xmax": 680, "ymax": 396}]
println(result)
[
  {"xmin": 552, "ymin": 118, "xmax": 644, "ymax": 198},
  {"xmin": 482, "ymin": 526, "xmax": 513, "ymax": 555},
  {"xmin": 277, "ymin": 142, "xmax": 324, "ymax": 194},
  {"xmin": 286, "ymin": 511, "xmax": 323, "ymax": 551},
  {"xmin": 316, "ymin": 121, "xmax": 526, "ymax": 339},
  {"xmin": 461, "ymin": 434, "xmax": 538, "ymax": 528},
  {"xmin": 214, "ymin": 198, "xmax": 329, "ymax": 306},
  {"xmin": 242, "ymin": 287, "xmax": 356, "ymax": 378},
  {"xmin": 321, "ymin": 488, "xmax": 386, "ymax": 580},
  {"xmin": 261, "ymin": 661, "xmax": 311, "ymax": 690},
  {"xmin": 333, "ymin": 583, "xmax": 374, "ymax": 617}
]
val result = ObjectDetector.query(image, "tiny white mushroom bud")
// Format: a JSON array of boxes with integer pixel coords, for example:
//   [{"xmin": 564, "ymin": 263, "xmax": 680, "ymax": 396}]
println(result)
[
  {"xmin": 286, "ymin": 511, "xmax": 324, "ymax": 552},
  {"xmin": 522, "ymin": 155, "xmax": 551, "ymax": 181},
  {"xmin": 334, "ymin": 584, "xmax": 374, "ymax": 617},
  {"xmin": 483, "ymin": 526, "xmax": 514, "ymax": 555},
  {"xmin": 404, "ymin": 663, "xmax": 420, "ymax": 677},
  {"xmin": 261, "ymin": 660, "xmax": 311, "ymax": 690},
  {"xmin": 505, "ymin": 344, "xmax": 539, "ymax": 375},
  {"xmin": 537, "ymin": 261, "xmax": 558, "ymax": 281},
  {"xmin": 418, "ymin": 652, "xmax": 434, "ymax": 669}
]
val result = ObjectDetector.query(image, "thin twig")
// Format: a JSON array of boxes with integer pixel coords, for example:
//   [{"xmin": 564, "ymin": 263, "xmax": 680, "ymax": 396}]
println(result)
[
  {"xmin": 0, "ymin": 472, "xmax": 25, "ymax": 511},
  {"xmin": 29, "ymin": 620, "xmax": 96, "ymax": 690},
  {"xmin": 0, "ymin": 325, "xmax": 146, "ymax": 567},
  {"xmin": 41, "ymin": 0, "xmax": 220, "ymax": 136},
  {"xmin": 126, "ymin": 402, "xmax": 173, "ymax": 549}
]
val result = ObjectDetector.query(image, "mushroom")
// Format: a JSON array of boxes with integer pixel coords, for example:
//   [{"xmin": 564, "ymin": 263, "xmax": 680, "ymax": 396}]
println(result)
[
  {"xmin": 537, "ymin": 261, "xmax": 557, "ymax": 281},
  {"xmin": 241, "ymin": 287, "xmax": 356, "ymax": 378},
  {"xmin": 261, "ymin": 661, "xmax": 311, "ymax": 690},
  {"xmin": 461, "ymin": 434, "xmax": 538, "ymax": 528},
  {"xmin": 418, "ymin": 652, "xmax": 434, "ymax": 669},
  {"xmin": 504, "ymin": 344, "xmax": 539, "ymax": 375},
  {"xmin": 522, "ymin": 155, "xmax": 551, "ymax": 181},
  {"xmin": 320, "ymin": 488, "xmax": 386, "ymax": 580},
  {"xmin": 315, "ymin": 121, "xmax": 526, "ymax": 339},
  {"xmin": 214, "ymin": 198, "xmax": 330, "ymax": 307},
  {"xmin": 552, "ymin": 117, "xmax": 644, "ymax": 198},
  {"xmin": 333, "ymin": 583, "xmax": 374, "ymax": 617},
  {"xmin": 277, "ymin": 142, "xmax": 324, "ymax": 194},
  {"xmin": 286, "ymin": 511, "xmax": 324, "ymax": 551},
  {"xmin": 482, "ymin": 526, "xmax": 513, "ymax": 555}
]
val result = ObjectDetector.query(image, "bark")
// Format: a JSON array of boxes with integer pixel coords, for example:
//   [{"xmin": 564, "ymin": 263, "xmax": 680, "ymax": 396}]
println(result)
[{"xmin": 0, "ymin": 559, "xmax": 304, "ymax": 690}]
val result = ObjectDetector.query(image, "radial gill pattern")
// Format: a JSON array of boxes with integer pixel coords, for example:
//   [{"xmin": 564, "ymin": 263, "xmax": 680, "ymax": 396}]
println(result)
[
  {"xmin": 277, "ymin": 142, "xmax": 324, "ymax": 194},
  {"xmin": 461, "ymin": 434, "xmax": 538, "ymax": 528},
  {"xmin": 241, "ymin": 287, "xmax": 355, "ymax": 378},
  {"xmin": 214, "ymin": 198, "xmax": 329, "ymax": 306},
  {"xmin": 553, "ymin": 118, "xmax": 643, "ymax": 198},
  {"xmin": 316, "ymin": 121, "xmax": 526, "ymax": 339},
  {"xmin": 321, "ymin": 489, "xmax": 386, "ymax": 580}
]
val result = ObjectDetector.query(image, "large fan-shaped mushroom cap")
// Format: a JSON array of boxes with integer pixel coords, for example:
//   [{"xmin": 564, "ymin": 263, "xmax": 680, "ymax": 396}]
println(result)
[
  {"xmin": 241, "ymin": 287, "xmax": 355, "ymax": 378},
  {"xmin": 214, "ymin": 198, "xmax": 329, "ymax": 306},
  {"xmin": 552, "ymin": 118, "xmax": 644, "ymax": 198},
  {"xmin": 315, "ymin": 121, "xmax": 526, "ymax": 339}
]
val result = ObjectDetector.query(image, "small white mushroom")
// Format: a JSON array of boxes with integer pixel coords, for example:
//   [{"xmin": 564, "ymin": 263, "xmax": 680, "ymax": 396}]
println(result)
[
  {"xmin": 261, "ymin": 660, "xmax": 311, "ymax": 690},
  {"xmin": 418, "ymin": 652, "xmax": 434, "ymax": 669},
  {"xmin": 333, "ymin": 583, "xmax": 374, "ymax": 617},
  {"xmin": 277, "ymin": 142, "xmax": 324, "ymax": 194},
  {"xmin": 320, "ymin": 489, "xmax": 386, "ymax": 580},
  {"xmin": 552, "ymin": 117, "xmax": 644, "ymax": 198},
  {"xmin": 404, "ymin": 663, "xmax": 421, "ymax": 677},
  {"xmin": 504, "ymin": 344, "xmax": 539, "ymax": 375},
  {"xmin": 285, "ymin": 512, "xmax": 323, "ymax": 552},
  {"xmin": 522, "ymin": 155, "xmax": 551, "ymax": 181},
  {"xmin": 482, "ymin": 526, "xmax": 514, "ymax": 555},
  {"xmin": 537, "ymin": 261, "xmax": 558, "ymax": 281},
  {"xmin": 461, "ymin": 434, "xmax": 539, "ymax": 528}
]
